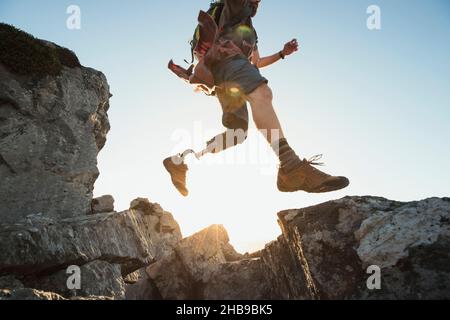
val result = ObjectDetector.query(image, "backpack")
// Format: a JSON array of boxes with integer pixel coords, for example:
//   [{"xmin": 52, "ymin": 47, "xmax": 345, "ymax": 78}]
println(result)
[{"xmin": 187, "ymin": 0, "xmax": 225, "ymax": 63}]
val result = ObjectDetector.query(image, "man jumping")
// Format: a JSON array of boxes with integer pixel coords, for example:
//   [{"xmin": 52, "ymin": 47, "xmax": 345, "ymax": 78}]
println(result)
[{"xmin": 165, "ymin": 0, "xmax": 349, "ymax": 196}]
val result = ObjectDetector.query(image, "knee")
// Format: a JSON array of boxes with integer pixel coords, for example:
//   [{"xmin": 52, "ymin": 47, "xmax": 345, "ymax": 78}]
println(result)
[
  {"xmin": 229, "ymin": 119, "xmax": 248, "ymax": 145},
  {"xmin": 222, "ymin": 114, "xmax": 249, "ymax": 132},
  {"xmin": 247, "ymin": 84, "xmax": 273, "ymax": 103}
]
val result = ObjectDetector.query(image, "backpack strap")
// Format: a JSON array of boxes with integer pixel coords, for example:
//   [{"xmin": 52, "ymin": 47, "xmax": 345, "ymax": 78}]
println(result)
[
  {"xmin": 218, "ymin": 1, "xmax": 253, "ymax": 36},
  {"xmin": 193, "ymin": 10, "xmax": 219, "ymax": 60}
]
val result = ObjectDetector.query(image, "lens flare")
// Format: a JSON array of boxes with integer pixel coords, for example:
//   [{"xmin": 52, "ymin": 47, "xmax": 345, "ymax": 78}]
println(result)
[
  {"xmin": 235, "ymin": 25, "xmax": 253, "ymax": 38},
  {"xmin": 229, "ymin": 87, "xmax": 240, "ymax": 95}
]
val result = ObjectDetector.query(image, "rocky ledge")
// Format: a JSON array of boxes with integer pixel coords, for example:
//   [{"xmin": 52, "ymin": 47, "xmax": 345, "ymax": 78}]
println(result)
[
  {"xmin": 0, "ymin": 23, "xmax": 110, "ymax": 224},
  {"xmin": 0, "ymin": 198, "xmax": 181, "ymax": 299},
  {"xmin": 143, "ymin": 196, "xmax": 450, "ymax": 300}
]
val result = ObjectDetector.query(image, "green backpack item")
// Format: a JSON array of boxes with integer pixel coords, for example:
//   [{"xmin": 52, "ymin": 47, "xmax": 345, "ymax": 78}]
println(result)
[{"xmin": 187, "ymin": 0, "xmax": 225, "ymax": 63}]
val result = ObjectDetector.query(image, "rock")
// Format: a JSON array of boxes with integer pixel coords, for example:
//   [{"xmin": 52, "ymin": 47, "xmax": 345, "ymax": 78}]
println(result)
[
  {"xmin": 173, "ymin": 225, "xmax": 234, "ymax": 282},
  {"xmin": 258, "ymin": 237, "xmax": 311, "ymax": 299},
  {"xmin": 146, "ymin": 197, "xmax": 450, "ymax": 300},
  {"xmin": 0, "ymin": 275, "xmax": 24, "ymax": 290},
  {"xmin": 69, "ymin": 295, "xmax": 114, "ymax": 300},
  {"xmin": 25, "ymin": 260, "xmax": 125, "ymax": 300},
  {"xmin": 0, "ymin": 24, "xmax": 111, "ymax": 224},
  {"xmin": 146, "ymin": 251, "xmax": 195, "ymax": 300},
  {"xmin": 147, "ymin": 225, "xmax": 242, "ymax": 299},
  {"xmin": 130, "ymin": 198, "xmax": 164, "ymax": 217},
  {"xmin": 276, "ymin": 196, "xmax": 450, "ymax": 300},
  {"xmin": 151, "ymin": 203, "xmax": 165, "ymax": 217},
  {"xmin": 91, "ymin": 195, "xmax": 115, "ymax": 214},
  {"xmin": 0, "ymin": 288, "xmax": 66, "ymax": 300},
  {"xmin": 125, "ymin": 269, "xmax": 162, "ymax": 300},
  {"xmin": 0, "ymin": 25, "xmax": 184, "ymax": 300},
  {"xmin": 0, "ymin": 287, "xmax": 113, "ymax": 300},
  {"xmin": 160, "ymin": 212, "xmax": 180, "ymax": 233},
  {"xmin": 0, "ymin": 208, "xmax": 182, "ymax": 277},
  {"xmin": 202, "ymin": 236, "xmax": 311, "ymax": 300},
  {"xmin": 125, "ymin": 278, "xmax": 161, "ymax": 300},
  {"xmin": 203, "ymin": 259, "xmax": 272, "ymax": 300},
  {"xmin": 124, "ymin": 271, "xmax": 142, "ymax": 285}
]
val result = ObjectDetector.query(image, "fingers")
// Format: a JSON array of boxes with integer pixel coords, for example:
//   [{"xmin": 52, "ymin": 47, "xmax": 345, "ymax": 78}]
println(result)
[
  {"xmin": 288, "ymin": 39, "xmax": 297, "ymax": 47},
  {"xmin": 291, "ymin": 39, "xmax": 300, "ymax": 52},
  {"xmin": 286, "ymin": 39, "xmax": 299, "ymax": 49},
  {"xmin": 283, "ymin": 38, "xmax": 300, "ymax": 56}
]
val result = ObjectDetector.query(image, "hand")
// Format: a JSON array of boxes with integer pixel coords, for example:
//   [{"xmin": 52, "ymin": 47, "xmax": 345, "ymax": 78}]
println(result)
[{"xmin": 282, "ymin": 39, "xmax": 299, "ymax": 57}]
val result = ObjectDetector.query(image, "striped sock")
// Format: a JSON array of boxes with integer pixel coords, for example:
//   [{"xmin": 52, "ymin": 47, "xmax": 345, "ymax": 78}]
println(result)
[{"xmin": 271, "ymin": 138, "xmax": 302, "ymax": 173}]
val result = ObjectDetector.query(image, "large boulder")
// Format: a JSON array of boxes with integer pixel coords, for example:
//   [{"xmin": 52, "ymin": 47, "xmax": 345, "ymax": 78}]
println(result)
[
  {"xmin": 0, "ymin": 23, "xmax": 111, "ymax": 224},
  {"xmin": 278, "ymin": 196, "xmax": 450, "ymax": 300},
  {"xmin": 0, "ymin": 24, "xmax": 184, "ymax": 300},
  {"xmin": 147, "ymin": 197, "xmax": 450, "ymax": 300},
  {"xmin": 203, "ymin": 258, "xmax": 271, "ymax": 300},
  {"xmin": 0, "ymin": 199, "xmax": 182, "ymax": 299},
  {"xmin": 124, "ymin": 269, "xmax": 162, "ymax": 300},
  {"xmin": 91, "ymin": 195, "xmax": 115, "ymax": 214},
  {"xmin": 25, "ymin": 260, "xmax": 125, "ymax": 299},
  {"xmin": 0, "ymin": 202, "xmax": 182, "ymax": 276},
  {"xmin": 0, "ymin": 288, "xmax": 66, "ymax": 301},
  {"xmin": 147, "ymin": 225, "xmax": 242, "ymax": 299}
]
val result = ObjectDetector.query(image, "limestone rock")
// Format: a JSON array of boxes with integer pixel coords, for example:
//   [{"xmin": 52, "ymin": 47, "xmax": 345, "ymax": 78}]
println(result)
[
  {"xmin": 203, "ymin": 259, "xmax": 272, "ymax": 300},
  {"xmin": 160, "ymin": 212, "xmax": 180, "ymax": 233},
  {"xmin": 147, "ymin": 225, "xmax": 242, "ymax": 299},
  {"xmin": 0, "ymin": 24, "xmax": 111, "ymax": 224},
  {"xmin": 25, "ymin": 260, "xmax": 125, "ymax": 299},
  {"xmin": 277, "ymin": 196, "xmax": 450, "ymax": 300},
  {"xmin": 258, "ymin": 237, "xmax": 310, "ymax": 299},
  {"xmin": 0, "ymin": 275, "xmax": 24, "ymax": 290},
  {"xmin": 91, "ymin": 195, "xmax": 115, "ymax": 214},
  {"xmin": 125, "ymin": 269, "xmax": 162, "ymax": 300},
  {"xmin": 130, "ymin": 198, "xmax": 164, "ymax": 217},
  {"xmin": 0, "ymin": 288, "xmax": 66, "ymax": 300},
  {"xmin": 146, "ymin": 197, "xmax": 449, "ymax": 300},
  {"xmin": 0, "ymin": 208, "xmax": 182, "ymax": 277},
  {"xmin": 0, "ymin": 25, "xmax": 185, "ymax": 300},
  {"xmin": 124, "ymin": 270, "xmax": 142, "ymax": 285}
]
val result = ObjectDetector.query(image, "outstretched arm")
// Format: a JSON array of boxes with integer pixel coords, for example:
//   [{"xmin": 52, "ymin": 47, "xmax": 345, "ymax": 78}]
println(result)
[{"xmin": 252, "ymin": 39, "xmax": 299, "ymax": 69}]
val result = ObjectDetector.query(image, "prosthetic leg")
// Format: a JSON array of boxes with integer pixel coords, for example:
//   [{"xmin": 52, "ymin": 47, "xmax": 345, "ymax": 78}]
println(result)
[{"xmin": 163, "ymin": 129, "xmax": 247, "ymax": 197}]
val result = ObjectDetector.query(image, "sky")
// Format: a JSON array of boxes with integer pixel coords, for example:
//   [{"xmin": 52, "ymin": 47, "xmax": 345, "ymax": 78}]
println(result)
[{"xmin": 1, "ymin": 0, "xmax": 449, "ymax": 253}]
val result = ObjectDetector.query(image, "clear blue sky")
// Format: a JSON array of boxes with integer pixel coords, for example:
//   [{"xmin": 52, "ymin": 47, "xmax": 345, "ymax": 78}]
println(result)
[{"xmin": 2, "ymin": 0, "xmax": 449, "ymax": 252}]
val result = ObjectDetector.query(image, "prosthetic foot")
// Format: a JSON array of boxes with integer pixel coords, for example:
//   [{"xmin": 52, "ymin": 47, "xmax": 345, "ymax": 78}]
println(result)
[{"xmin": 163, "ymin": 150, "xmax": 199, "ymax": 197}]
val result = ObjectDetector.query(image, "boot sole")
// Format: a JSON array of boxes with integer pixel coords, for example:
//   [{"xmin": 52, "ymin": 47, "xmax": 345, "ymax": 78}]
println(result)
[{"xmin": 278, "ymin": 177, "xmax": 350, "ymax": 194}]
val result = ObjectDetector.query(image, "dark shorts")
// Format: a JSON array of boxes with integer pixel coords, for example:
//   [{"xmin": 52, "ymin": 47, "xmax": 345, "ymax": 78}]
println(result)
[{"xmin": 212, "ymin": 56, "xmax": 268, "ymax": 130}]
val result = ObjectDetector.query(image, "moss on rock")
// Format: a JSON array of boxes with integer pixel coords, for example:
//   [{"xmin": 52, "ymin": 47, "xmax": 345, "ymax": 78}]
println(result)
[{"xmin": 0, "ymin": 23, "xmax": 81, "ymax": 78}]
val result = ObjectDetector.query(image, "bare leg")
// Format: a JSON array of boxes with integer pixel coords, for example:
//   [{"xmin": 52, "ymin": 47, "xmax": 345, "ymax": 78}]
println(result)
[
  {"xmin": 246, "ymin": 83, "xmax": 302, "ymax": 173},
  {"xmin": 245, "ymin": 83, "xmax": 349, "ymax": 193},
  {"xmin": 246, "ymin": 83, "xmax": 285, "ymax": 144}
]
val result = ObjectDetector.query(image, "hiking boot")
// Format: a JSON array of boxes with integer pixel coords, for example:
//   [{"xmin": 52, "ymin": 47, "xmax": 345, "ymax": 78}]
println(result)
[
  {"xmin": 163, "ymin": 155, "xmax": 189, "ymax": 197},
  {"xmin": 277, "ymin": 155, "xmax": 349, "ymax": 193}
]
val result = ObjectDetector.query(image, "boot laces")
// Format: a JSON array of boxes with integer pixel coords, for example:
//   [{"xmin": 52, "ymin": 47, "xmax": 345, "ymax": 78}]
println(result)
[
  {"xmin": 303, "ymin": 154, "xmax": 325, "ymax": 166},
  {"xmin": 278, "ymin": 154, "xmax": 325, "ymax": 170}
]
